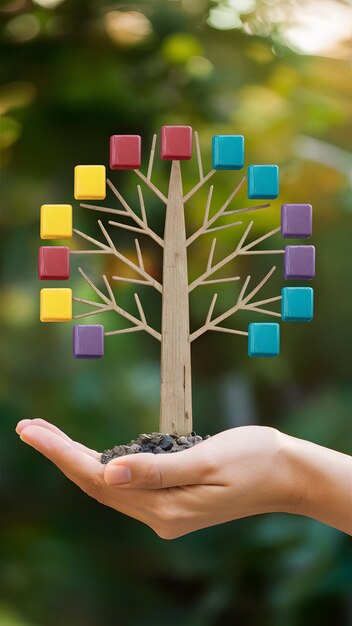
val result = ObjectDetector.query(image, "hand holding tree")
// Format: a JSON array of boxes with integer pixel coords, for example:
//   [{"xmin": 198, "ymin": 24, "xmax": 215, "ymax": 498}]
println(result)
[{"xmin": 16, "ymin": 419, "xmax": 352, "ymax": 539}]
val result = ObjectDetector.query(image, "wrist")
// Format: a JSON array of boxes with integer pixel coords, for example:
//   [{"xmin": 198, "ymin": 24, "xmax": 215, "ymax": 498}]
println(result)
[{"xmin": 277, "ymin": 432, "xmax": 352, "ymax": 533}]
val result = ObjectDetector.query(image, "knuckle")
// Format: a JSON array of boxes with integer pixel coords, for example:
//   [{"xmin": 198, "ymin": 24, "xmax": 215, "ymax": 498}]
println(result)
[
  {"xmin": 198, "ymin": 454, "xmax": 218, "ymax": 480},
  {"xmin": 145, "ymin": 458, "xmax": 163, "ymax": 489}
]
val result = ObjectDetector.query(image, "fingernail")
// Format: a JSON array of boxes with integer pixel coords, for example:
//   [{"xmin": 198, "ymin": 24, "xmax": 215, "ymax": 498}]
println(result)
[
  {"xmin": 106, "ymin": 465, "xmax": 132, "ymax": 485},
  {"xmin": 16, "ymin": 419, "xmax": 32, "ymax": 434}
]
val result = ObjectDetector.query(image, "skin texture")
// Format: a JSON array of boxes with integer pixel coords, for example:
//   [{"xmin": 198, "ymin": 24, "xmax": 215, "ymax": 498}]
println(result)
[{"xmin": 16, "ymin": 419, "xmax": 352, "ymax": 539}]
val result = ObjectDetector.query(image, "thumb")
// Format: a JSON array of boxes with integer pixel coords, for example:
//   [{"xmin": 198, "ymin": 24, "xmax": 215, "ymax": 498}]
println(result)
[{"xmin": 104, "ymin": 444, "xmax": 210, "ymax": 489}]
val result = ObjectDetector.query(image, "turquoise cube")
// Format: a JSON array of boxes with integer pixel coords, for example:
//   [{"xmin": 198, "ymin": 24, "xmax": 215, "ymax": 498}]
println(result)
[
  {"xmin": 248, "ymin": 165, "xmax": 279, "ymax": 199},
  {"xmin": 281, "ymin": 287, "xmax": 314, "ymax": 322},
  {"xmin": 212, "ymin": 135, "xmax": 244, "ymax": 170},
  {"xmin": 248, "ymin": 323, "xmax": 280, "ymax": 357}
]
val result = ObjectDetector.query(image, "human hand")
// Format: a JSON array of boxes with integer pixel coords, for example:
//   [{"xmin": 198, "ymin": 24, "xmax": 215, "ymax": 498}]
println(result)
[{"xmin": 16, "ymin": 419, "xmax": 352, "ymax": 538}]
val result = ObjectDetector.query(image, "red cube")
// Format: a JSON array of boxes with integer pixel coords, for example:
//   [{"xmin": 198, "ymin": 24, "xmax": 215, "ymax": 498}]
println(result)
[
  {"xmin": 110, "ymin": 135, "xmax": 141, "ymax": 170},
  {"xmin": 38, "ymin": 246, "xmax": 70, "ymax": 280},
  {"xmin": 161, "ymin": 126, "xmax": 192, "ymax": 160}
]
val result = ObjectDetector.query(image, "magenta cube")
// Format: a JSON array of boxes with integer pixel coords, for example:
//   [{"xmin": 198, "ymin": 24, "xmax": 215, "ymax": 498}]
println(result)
[
  {"xmin": 73, "ymin": 325, "xmax": 104, "ymax": 359},
  {"xmin": 110, "ymin": 135, "xmax": 141, "ymax": 170},
  {"xmin": 281, "ymin": 204, "xmax": 312, "ymax": 238},
  {"xmin": 284, "ymin": 245, "xmax": 315, "ymax": 280},
  {"xmin": 38, "ymin": 246, "xmax": 70, "ymax": 280},
  {"xmin": 161, "ymin": 126, "xmax": 192, "ymax": 160}
]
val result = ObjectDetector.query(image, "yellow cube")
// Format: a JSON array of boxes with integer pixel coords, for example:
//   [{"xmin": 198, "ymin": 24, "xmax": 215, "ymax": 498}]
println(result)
[
  {"xmin": 74, "ymin": 165, "xmax": 106, "ymax": 200},
  {"xmin": 40, "ymin": 204, "xmax": 72, "ymax": 239},
  {"xmin": 40, "ymin": 288, "xmax": 72, "ymax": 322}
]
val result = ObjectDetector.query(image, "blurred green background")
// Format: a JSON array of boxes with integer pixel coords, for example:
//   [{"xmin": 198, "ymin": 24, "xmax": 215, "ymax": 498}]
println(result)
[{"xmin": 1, "ymin": 0, "xmax": 352, "ymax": 624}]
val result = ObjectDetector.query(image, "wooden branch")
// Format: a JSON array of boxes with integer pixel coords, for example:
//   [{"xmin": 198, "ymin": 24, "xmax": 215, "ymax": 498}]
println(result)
[
  {"xmin": 73, "ymin": 228, "xmax": 110, "ymax": 253},
  {"xmin": 242, "ymin": 226, "xmax": 281, "ymax": 253},
  {"xmin": 245, "ymin": 306, "xmax": 281, "ymax": 318},
  {"xmin": 80, "ymin": 203, "xmax": 128, "ymax": 217},
  {"xmin": 242, "ymin": 250, "xmax": 285, "ymax": 255},
  {"xmin": 224, "ymin": 203, "xmax": 270, "ymax": 217},
  {"xmin": 134, "ymin": 292, "xmax": 147, "ymax": 324},
  {"xmin": 190, "ymin": 266, "xmax": 278, "ymax": 342},
  {"xmin": 108, "ymin": 220, "xmax": 145, "ymax": 235},
  {"xmin": 207, "ymin": 237, "xmax": 217, "ymax": 271},
  {"xmin": 73, "ymin": 297, "xmax": 107, "ymax": 308},
  {"xmin": 183, "ymin": 169, "xmax": 216, "ymax": 203},
  {"xmin": 203, "ymin": 185, "xmax": 214, "ymax": 226},
  {"xmin": 70, "ymin": 250, "xmax": 111, "ymax": 255},
  {"xmin": 236, "ymin": 221, "xmax": 253, "ymax": 254},
  {"xmin": 74, "ymin": 225, "xmax": 162, "ymax": 292},
  {"xmin": 200, "ymin": 276, "xmax": 240, "ymax": 286},
  {"xmin": 98, "ymin": 220, "xmax": 117, "ymax": 251},
  {"xmin": 137, "ymin": 185, "xmax": 147, "ymax": 225},
  {"xmin": 242, "ymin": 266, "xmax": 277, "ymax": 305},
  {"xmin": 212, "ymin": 326, "xmax": 248, "ymax": 336},
  {"xmin": 251, "ymin": 295, "xmax": 282, "ymax": 307},
  {"xmin": 77, "ymin": 267, "xmax": 161, "ymax": 341},
  {"xmin": 134, "ymin": 168, "xmax": 167, "ymax": 204},
  {"xmin": 203, "ymin": 220, "xmax": 242, "ymax": 235},
  {"xmin": 238, "ymin": 275, "xmax": 251, "ymax": 303},
  {"xmin": 147, "ymin": 133, "xmax": 157, "ymax": 181},
  {"xmin": 74, "ymin": 306, "xmax": 112, "ymax": 320},
  {"xmin": 78, "ymin": 267, "xmax": 111, "ymax": 306},
  {"xmin": 186, "ymin": 176, "xmax": 245, "ymax": 246},
  {"xmin": 194, "ymin": 131, "xmax": 203, "ymax": 180},
  {"xmin": 105, "ymin": 326, "xmax": 144, "ymax": 337},
  {"xmin": 107, "ymin": 178, "xmax": 164, "ymax": 247},
  {"xmin": 206, "ymin": 293, "xmax": 218, "ymax": 324},
  {"xmin": 218, "ymin": 175, "xmax": 247, "ymax": 214},
  {"xmin": 112, "ymin": 276, "xmax": 150, "ymax": 286},
  {"xmin": 102, "ymin": 274, "xmax": 116, "ymax": 306},
  {"xmin": 135, "ymin": 238, "xmax": 144, "ymax": 270},
  {"xmin": 189, "ymin": 219, "xmax": 280, "ymax": 292}
]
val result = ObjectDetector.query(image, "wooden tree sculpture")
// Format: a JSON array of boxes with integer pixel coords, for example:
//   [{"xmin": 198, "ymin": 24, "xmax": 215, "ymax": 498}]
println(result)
[{"xmin": 39, "ymin": 127, "xmax": 315, "ymax": 437}]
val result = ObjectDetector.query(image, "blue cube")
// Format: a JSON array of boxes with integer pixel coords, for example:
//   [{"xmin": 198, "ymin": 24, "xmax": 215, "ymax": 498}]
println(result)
[
  {"xmin": 248, "ymin": 165, "xmax": 279, "ymax": 199},
  {"xmin": 281, "ymin": 287, "xmax": 314, "ymax": 322},
  {"xmin": 248, "ymin": 323, "xmax": 280, "ymax": 357},
  {"xmin": 212, "ymin": 135, "xmax": 244, "ymax": 170}
]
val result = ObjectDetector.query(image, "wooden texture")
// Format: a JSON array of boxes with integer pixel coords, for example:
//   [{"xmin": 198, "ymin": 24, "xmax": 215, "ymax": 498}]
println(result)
[{"xmin": 160, "ymin": 160, "xmax": 192, "ymax": 436}]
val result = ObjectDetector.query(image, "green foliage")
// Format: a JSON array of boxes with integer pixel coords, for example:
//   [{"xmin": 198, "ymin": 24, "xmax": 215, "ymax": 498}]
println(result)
[{"xmin": 1, "ymin": 1, "xmax": 351, "ymax": 624}]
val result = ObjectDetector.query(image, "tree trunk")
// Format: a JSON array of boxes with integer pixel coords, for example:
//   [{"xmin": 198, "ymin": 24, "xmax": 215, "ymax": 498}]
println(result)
[{"xmin": 159, "ymin": 160, "xmax": 192, "ymax": 435}]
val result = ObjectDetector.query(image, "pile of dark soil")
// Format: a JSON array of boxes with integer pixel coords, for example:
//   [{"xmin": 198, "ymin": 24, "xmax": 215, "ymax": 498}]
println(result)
[{"xmin": 100, "ymin": 431, "xmax": 210, "ymax": 464}]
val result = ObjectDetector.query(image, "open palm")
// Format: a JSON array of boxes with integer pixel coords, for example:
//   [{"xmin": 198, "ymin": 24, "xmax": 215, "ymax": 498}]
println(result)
[{"xmin": 16, "ymin": 419, "xmax": 287, "ymax": 539}]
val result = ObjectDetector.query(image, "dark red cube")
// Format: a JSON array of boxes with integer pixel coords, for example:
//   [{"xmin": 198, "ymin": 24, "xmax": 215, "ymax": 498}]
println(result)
[
  {"xmin": 110, "ymin": 135, "xmax": 141, "ymax": 170},
  {"xmin": 161, "ymin": 126, "xmax": 192, "ymax": 160},
  {"xmin": 38, "ymin": 246, "xmax": 70, "ymax": 280}
]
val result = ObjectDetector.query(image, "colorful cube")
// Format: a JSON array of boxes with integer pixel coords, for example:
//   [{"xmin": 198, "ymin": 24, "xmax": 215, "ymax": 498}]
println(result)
[
  {"xmin": 40, "ymin": 288, "xmax": 72, "ymax": 322},
  {"xmin": 281, "ymin": 287, "xmax": 314, "ymax": 322},
  {"xmin": 110, "ymin": 135, "xmax": 141, "ymax": 170},
  {"xmin": 161, "ymin": 126, "xmax": 192, "ymax": 160},
  {"xmin": 74, "ymin": 165, "xmax": 106, "ymax": 200},
  {"xmin": 281, "ymin": 204, "xmax": 312, "ymax": 238},
  {"xmin": 248, "ymin": 165, "xmax": 279, "ymax": 199},
  {"xmin": 212, "ymin": 135, "xmax": 244, "ymax": 170},
  {"xmin": 40, "ymin": 204, "xmax": 72, "ymax": 239},
  {"xmin": 38, "ymin": 246, "xmax": 70, "ymax": 280},
  {"xmin": 248, "ymin": 323, "xmax": 280, "ymax": 357},
  {"xmin": 284, "ymin": 245, "xmax": 315, "ymax": 280},
  {"xmin": 73, "ymin": 325, "xmax": 104, "ymax": 359}
]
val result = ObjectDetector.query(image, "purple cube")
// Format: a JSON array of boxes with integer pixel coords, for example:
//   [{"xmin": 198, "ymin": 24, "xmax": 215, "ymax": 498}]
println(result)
[
  {"xmin": 284, "ymin": 245, "xmax": 315, "ymax": 280},
  {"xmin": 73, "ymin": 325, "xmax": 104, "ymax": 359},
  {"xmin": 281, "ymin": 204, "xmax": 312, "ymax": 238}
]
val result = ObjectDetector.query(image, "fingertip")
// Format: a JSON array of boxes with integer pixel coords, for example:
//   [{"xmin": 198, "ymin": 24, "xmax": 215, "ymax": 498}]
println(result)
[{"xmin": 16, "ymin": 419, "xmax": 32, "ymax": 434}]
